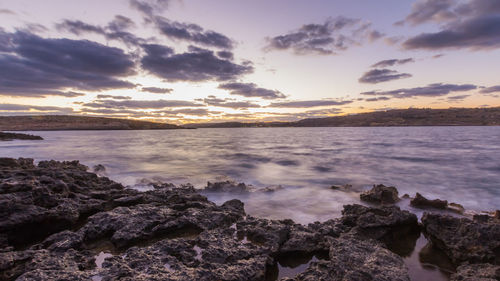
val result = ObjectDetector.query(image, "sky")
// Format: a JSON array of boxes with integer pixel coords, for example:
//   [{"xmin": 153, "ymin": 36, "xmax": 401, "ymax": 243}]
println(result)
[{"xmin": 0, "ymin": 0, "xmax": 499, "ymax": 124}]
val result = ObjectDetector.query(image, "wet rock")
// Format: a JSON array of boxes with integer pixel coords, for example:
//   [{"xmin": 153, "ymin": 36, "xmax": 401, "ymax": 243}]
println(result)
[
  {"xmin": 448, "ymin": 202, "xmax": 465, "ymax": 214},
  {"xmin": 451, "ymin": 263, "xmax": 500, "ymax": 281},
  {"xmin": 360, "ymin": 184, "xmax": 399, "ymax": 204},
  {"xmin": 330, "ymin": 184, "xmax": 353, "ymax": 191},
  {"xmin": 204, "ymin": 181, "xmax": 254, "ymax": 193},
  {"xmin": 422, "ymin": 213, "xmax": 500, "ymax": 265},
  {"xmin": 283, "ymin": 236, "xmax": 411, "ymax": 281},
  {"xmin": 341, "ymin": 204, "xmax": 420, "ymax": 256},
  {"xmin": 410, "ymin": 192, "xmax": 448, "ymax": 209}
]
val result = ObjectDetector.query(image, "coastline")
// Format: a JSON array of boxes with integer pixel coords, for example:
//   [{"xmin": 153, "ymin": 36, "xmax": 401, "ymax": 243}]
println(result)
[{"xmin": 0, "ymin": 158, "xmax": 498, "ymax": 280}]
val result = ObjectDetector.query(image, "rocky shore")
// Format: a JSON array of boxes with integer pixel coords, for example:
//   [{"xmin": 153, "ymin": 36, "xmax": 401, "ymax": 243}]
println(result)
[
  {"xmin": 0, "ymin": 158, "xmax": 499, "ymax": 281},
  {"xmin": 0, "ymin": 132, "xmax": 43, "ymax": 141}
]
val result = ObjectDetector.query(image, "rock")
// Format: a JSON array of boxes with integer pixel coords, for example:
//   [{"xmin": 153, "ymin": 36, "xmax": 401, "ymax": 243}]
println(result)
[
  {"xmin": 410, "ymin": 192, "xmax": 448, "ymax": 209},
  {"xmin": 204, "ymin": 181, "xmax": 254, "ymax": 193},
  {"xmin": 340, "ymin": 204, "xmax": 420, "ymax": 255},
  {"xmin": 360, "ymin": 184, "xmax": 399, "ymax": 204},
  {"xmin": 0, "ymin": 132, "xmax": 43, "ymax": 141},
  {"xmin": 495, "ymin": 210, "xmax": 500, "ymax": 221},
  {"xmin": 422, "ymin": 212, "xmax": 500, "ymax": 265},
  {"xmin": 451, "ymin": 263, "xmax": 500, "ymax": 281},
  {"xmin": 330, "ymin": 184, "xmax": 353, "ymax": 191},
  {"xmin": 283, "ymin": 236, "xmax": 411, "ymax": 281},
  {"xmin": 448, "ymin": 202, "xmax": 465, "ymax": 214}
]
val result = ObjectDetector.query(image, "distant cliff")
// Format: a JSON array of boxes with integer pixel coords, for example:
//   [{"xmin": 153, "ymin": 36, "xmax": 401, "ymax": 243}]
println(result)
[
  {"xmin": 185, "ymin": 107, "xmax": 500, "ymax": 128},
  {"xmin": 0, "ymin": 115, "xmax": 183, "ymax": 131}
]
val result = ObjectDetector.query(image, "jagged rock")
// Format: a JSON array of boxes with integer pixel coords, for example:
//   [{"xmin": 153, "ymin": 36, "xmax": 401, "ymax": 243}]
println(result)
[
  {"xmin": 360, "ymin": 184, "xmax": 399, "ymax": 204},
  {"xmin": 204, "ymin": 181, "xmax": 253, "ymax": 193},
  {"xmin": 448, "ymin": 202, "xmax": 465, "ymax": 214},
  {"xmin": 451, "ymin": 263, "xmax": 500, "ymax": 281},
  {"xmin": 283, "ymin": 236, "xmax": 411, "ymax": 281},
  {"xmin": 410, "ymin": 192, "xmax": 448, "ymax": 209},
  {"xmin": 422, "ymin": 213, "xmax": 500, "ymax": 265},
  {"xmin": 0, "ymin": 132, "xmax": 43, "ymax": 141}
]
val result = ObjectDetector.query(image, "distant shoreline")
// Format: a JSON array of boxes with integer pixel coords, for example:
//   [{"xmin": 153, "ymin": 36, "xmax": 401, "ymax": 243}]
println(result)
[{"xmin": 1, "ymin": 107, "xmax": 499, "ymax": 131}]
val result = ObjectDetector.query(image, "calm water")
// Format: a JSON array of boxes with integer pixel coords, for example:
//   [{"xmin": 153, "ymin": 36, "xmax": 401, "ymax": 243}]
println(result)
[
  {"xmin": 2, "ymin": 127, "xmax": 499, "ymax": 219},
  {"xmin": 2, "ymin": 126, "xmax": 499, "ymax": 280}
]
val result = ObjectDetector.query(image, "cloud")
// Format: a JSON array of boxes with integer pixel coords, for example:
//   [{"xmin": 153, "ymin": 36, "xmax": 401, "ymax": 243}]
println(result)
[
  {"xmin": 57, "ymin": 16, "xmax": 143, "ymax": 46},
  {"xmin": 141, "ymin": 44, "xmax": 253, "ymax": 82},
  {"xmin": 268, "ymin": 100, "xmax": 353, "ymax": 108},
  {"xmin": 265, "ymin": 17, "xmax": 384, "ymax": 55},
  {"xmin": 130, "ymin": 0, "xmax": 170, "ymax": 17},
  {"xmin": 82, "ymin": 99, "xmax": 203, "ymax": 109},
  {"xmin": 0, "ymin": 31, "xmax": 135, "ymax": 98},
  {"xmin": 364, "ymin": 96, "xmax": 391, "ymax": 102},
  {"xmin": 96, "ymin": 95, "xmax": 132, "ymax": 100},
  {"xmin": 401, "ymin": 0, "xmax": 500, "ymax": 50},
  {"xmin": 142, "ymin": 87, "xmax": 173, "ymax": 94},
  {"xmin": 154, "ymin": 17, "xmax": 234, "ymax": 49},
  {"xmin": 218, "ymin": 82, "xmax": 285, "ymax": 100},
  {"xmin": 401, "ymin": 0, "xmax": 457, "ymax": 26},
  {"xmin": 371, "ymin": 58, "xmax": 414, "ymax": 68},
  {"xmin": 447, "ymin": 94, "xmax": 470, "ymax": 102},
  {"xmin": 216, "ymin": 51, "xmax": 234, "ymax": 60},
  {"xmin": 480, "ymin": 85, "xmax": 500, "ymax": 93},
  {"xmin": 359, "ymin": 69, "xmax": 412, "ymax": 84},
  {"xmin": 200, "ymin": 96, "xmax": 261, "ymax": 109},
  {"xmin": 361, "ymin": 83, "xmax": 477, "ymax": 98},
  {"xmin": 404, "ymin": 16, "xmax": 500, "ymax": 50},
  {"xmin": 0, "ymin": 9, "xmax": 16, "ymax": 15},
  {"xmin": 0, "ymin": 104, "xmax": 75, "ymax": 114}
]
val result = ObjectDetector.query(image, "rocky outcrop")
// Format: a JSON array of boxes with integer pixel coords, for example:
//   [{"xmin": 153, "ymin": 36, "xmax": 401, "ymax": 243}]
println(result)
[
  {"xmin": 1, "ymin": 157, "xmax": 499, "ymax": 280},
  {"xmin": 422, "ymin": 213, "xmax": 500, "ymax": 266},
  {"xmin": 411, "ymin": 192, "xmax": 448, "ymax": 209},
  {"xmin": 0, "ymin": 158, "xmax": 421, "ymax": 281},
  {"xmin": 0, "ymin": 132, "xmax": 43, "ymax": 141},
  {"xmin": 204, "ymin": 181, "xmax": 254, "ymax": 193},
  {"xmin": 360, "ymin": 184, "xmax": 400, "ymax": 204}
]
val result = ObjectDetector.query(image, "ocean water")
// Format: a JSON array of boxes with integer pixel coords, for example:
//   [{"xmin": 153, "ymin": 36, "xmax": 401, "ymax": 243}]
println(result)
[{"xmin": 2, "ymin": 126, "xmax": 499, "ymax": 280}]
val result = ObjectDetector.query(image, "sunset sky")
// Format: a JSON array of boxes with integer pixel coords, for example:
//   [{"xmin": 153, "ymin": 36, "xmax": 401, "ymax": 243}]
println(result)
[{"xmin": 1, "ymin": 0, "xmax": 499, "ymax": 123}]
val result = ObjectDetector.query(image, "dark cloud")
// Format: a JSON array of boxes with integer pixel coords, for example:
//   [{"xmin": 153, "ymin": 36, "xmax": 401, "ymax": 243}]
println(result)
[
  {"xmin": 364, "ymin": 96, "xmax": 391, "ymax": 102},
  {"xmin": 359, "ymin": 69, "xmax": 412, "ymax": 84},
  {"xmin": 0, "ymin": 31, "xmax": 135, "ymax": 97},
  {"xmin": 404, "ymin": 16, "xmax": 500, "ymax": 50},
  {"xmin": 57, "ymin": 16, "xmax": 143, "ymax": 46},
  {"xmin": 155, "ymin": 17, "xmax": 233, "ymax": 49},
  {"xmin": 96, "ymin": 95, "xmax": 132, "ymax": 100},
  {"xmin": 371, "ymin": 58, "xmax": 414, "ymax": 68},
  {"xmin": 265, "ymin": 17, "xmax": 383, "ymax": 55},
  {"xmin": 130, "ymin": 0, "xmax": 170, "ymax": 17},
  {"xmin": 141, "ymin": 44, "xmax": 253, "ymax": 82},
  {"xmin": 0, "ymin": 104, "xmax": 74, "ymax": 114},
  {"xmin": 361, "ymin": 83, "xmax": 477, "ymax": 98},
  {"xmin": 402, "ymin": 0, "xmax": 500, "ymax": 50},
  {"xmin": 480, "ymin": 85, "xmax": 500, "ymax": 93},
  {"xmin": 200, "ymin": 96, "xmax": 261, "ymax": 109},
  {"xmin": 218, "ymin": 83, "xmax": 286, "ymax": 100},
  {"xmin": 56, "ymin": 20, "xmax": 105, "ymax": 35},
  {"xmin": 216, "ymin": 50, "xmax": 234, "ymax": 60},
  {"xmin": 82, "ymin": 99, "xmax": 203, "ymax": 109},
  {"xmin": 142, "ymin": 87, "xmax": 173, "ymax": 94},
  {"xmin": 268, "ymin": 100, "xmax": 353, "ymax": 108}
]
